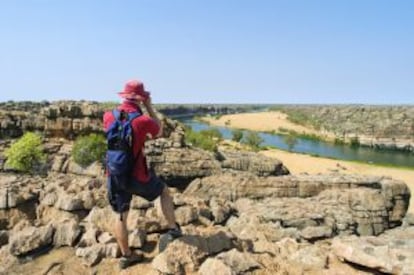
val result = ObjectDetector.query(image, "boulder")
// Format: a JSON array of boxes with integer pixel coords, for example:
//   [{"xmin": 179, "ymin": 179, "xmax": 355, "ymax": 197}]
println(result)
[
  {"xmin": 152, "ymin": 231, "xmax": 234, "ymax": 274},
  {"xmin": 66, "ymin": 160, "xmax": 103, "ymax": 177},
  {"xmin": 146, "ymin": 147, "xmax": 221, "ymax": 188},
  {"xmin": 209, "ymin": 198, "xmax": 233, "ymax": 225},
  {"xmin": 332, "ymin": 226, "xmax": 414, "ymax": 274},
  {"xmin": 217, "ymin": 150, "xmax": 289, "ymax": 176},
  {"xmin": 175, "ymin": 206, "xmax": 198, "ymax": 226},
  {"xmin": 53, "ymin": 219, "xmax": 81, "ymax": 247},
  {"xmin": 55, "ymin": 195, "xmax": 84, "ymax": 211},
  {"xmin": 97, "ymin": 232, "xmax": 116, "ymax": 244},
  {"xmin": 9, "ymin": 224, "xmax": 54, "ymax": 256},
  {"xmin": 129, "ymin": 229, "xmax": 146, "ymax": 248},
  {"xmin": 199, "ymin": 258, "xmax": 233, "ymax": 275},
  {"xmin": 200, "ymin": 249, "xmax": 261, "ymax": 275},
  {"xmin": 84, "ymin": 206, "xmax": 114, "ymax": 233},
  {"xmin": 289, "ymin": 246, "xmax": 328, "ymax": 271},
  {"xmin": 300, "ymin": 226, "xmax": 332, "ymax": 241},
  {"xmin": 75, "ymin": 244, "xmax": 105, "ymax": 266},
  {"xmin": 78, "ymin": 226, "xmax": 99, "ymax": 247}
]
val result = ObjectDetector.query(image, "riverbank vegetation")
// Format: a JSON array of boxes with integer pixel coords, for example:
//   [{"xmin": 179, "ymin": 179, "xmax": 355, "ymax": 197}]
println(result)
[{"xmin": 184, "ymin": 127, "xmax": 223, "ymax": 152}]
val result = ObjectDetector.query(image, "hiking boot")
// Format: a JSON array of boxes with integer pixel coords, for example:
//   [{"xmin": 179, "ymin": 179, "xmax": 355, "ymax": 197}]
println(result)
[
  {"xmin": 158, "ymin": 224, "xmax": 183, "ymax": 253},
  {"xmin": 119, "ymin": 252, "xmax": 143, "ymax": 270}
]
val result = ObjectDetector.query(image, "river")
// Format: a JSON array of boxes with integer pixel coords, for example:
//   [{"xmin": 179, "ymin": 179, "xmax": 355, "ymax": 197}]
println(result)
[{"xmin": 182, "ymin": 119, "xmax": 414, "ymax": 168}]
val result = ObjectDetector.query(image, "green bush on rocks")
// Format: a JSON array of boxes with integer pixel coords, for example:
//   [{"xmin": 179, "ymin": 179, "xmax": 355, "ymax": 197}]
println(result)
[
  {"xmin": 5, "ymin": 132, "xmax": 45, "ymax": 172},
  {"xmin": 185, "ymin": 127, "xmax": 222, "ymax": 152},
  {"xmin": 72, "ymin": 134, "xmax": 106, "ymax": 167}
]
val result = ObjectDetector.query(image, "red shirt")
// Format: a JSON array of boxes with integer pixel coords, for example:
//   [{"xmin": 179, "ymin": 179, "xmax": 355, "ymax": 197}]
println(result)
[{"xmin": 103, "ymin": 101, "xmax": 160, "ymax": 183}]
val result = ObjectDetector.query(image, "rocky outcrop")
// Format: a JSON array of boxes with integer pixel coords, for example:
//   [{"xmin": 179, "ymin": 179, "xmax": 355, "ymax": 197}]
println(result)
[
  {"xmin": 146, "ymin": 144, "xmax": 221, "ymax": 188},
  {"xmin": 186, "ymin": 173, "xmax": 410, "ymax": 237},
  {"xmin": 217, "ymin": 149, "xmax": 289, "ymax": 176},
  {"xmin": 332, "ymin": 226, "xmax": 414, "ymax": 274},
  {"xmin": 0, "ymin": 101, "xmax": 412, "ymax": 274},
  {"xmin": 0, "ymin": 101, "xmax": 104, "ymax": 139}
]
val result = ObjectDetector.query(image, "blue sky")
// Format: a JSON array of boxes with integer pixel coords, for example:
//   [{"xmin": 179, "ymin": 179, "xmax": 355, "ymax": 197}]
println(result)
[{"xmin": 0, "ymin": 0, "xmax": 413, "ymax": 104}]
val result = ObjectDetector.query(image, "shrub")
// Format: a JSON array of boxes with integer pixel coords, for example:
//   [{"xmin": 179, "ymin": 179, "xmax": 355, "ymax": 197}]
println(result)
[
  {"xmin": 5, "ymin": 132, "xmax": 45, "ymax": 172},
  {"xmin": 231, "ymin": 129, "xmax": 244, "ymax": 142},
  {"xmin": 185, "ymin": 127, "xmax": 220, "ymax": 152},
  {"xmin": 200, "ymin": 128, "xmax": 223, "ymax": 140},
  {"xmin": 72, "ymin": 134, "xmax": 106, "ymax": 167},
  {"xmin": 243, "ymin": 131, "xmax": 264, "ymax": 151}
]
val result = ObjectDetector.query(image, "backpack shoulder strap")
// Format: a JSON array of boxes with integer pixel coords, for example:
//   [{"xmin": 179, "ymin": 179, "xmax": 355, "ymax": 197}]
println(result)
[
  {"xmin": 127, "ymin": 111, "xmax": 142, "ymax": 123},
  {"xmin": 127, "ymin": 111, "xmax": 142, "ymax": 164},
  {"xmin": 112, "ymin": 109, "xmax": 121, "ymax": 122}
]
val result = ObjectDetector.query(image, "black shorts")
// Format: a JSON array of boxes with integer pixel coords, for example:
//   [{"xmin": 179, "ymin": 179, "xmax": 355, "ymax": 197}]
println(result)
[{"xmin": 107, "ymin": 172, "xmax": 165, "ymax": 213}]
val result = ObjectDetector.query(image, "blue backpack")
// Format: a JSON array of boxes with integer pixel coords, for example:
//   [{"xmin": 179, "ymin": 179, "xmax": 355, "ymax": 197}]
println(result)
[{"xmin": 105, "ymin": 110, "xmax": 141, "ymax": 189}]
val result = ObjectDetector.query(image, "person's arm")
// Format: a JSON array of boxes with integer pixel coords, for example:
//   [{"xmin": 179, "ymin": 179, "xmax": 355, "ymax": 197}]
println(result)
[{"xmin": 143, "ymin": 97, "xmax": 163, "ymax": 137}]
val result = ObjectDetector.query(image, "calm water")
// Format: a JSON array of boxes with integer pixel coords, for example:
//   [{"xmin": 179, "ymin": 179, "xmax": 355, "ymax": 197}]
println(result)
[{"xmin": 182, "ymin": 119, "xmax": 414, "ymax": 168}]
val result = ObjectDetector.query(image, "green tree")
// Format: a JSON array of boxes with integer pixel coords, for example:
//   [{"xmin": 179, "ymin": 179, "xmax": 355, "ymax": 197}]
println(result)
[
  {"xmin": 5, "ymin": 132, "xmax": 45, "ymax": 172},
  {"xmin": 243, "ymin": 131, "xmax": 264, "ymax": 151},
  {"xmin": 231, "ymin": 129, "xmax": 244, "ymax": 142},
  {"xmin": 72, "ymin": 134, "xmax": 106, "ymax": 167}
]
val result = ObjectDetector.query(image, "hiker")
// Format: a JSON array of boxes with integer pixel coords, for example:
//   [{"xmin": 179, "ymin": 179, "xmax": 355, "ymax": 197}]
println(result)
[{"xmin": 103, "ymin": 80, "xmax": 182, "ymax": 269}]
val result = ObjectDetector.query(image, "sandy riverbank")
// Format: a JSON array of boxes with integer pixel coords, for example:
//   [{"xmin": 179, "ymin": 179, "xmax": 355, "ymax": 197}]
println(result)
[
  {"xmin": 260, "ymin": 148, "xmax": 414, "ymax": 214},
  {"xmin": 202, "ymin": 111, "xmax": 334, "ymax": 138}
]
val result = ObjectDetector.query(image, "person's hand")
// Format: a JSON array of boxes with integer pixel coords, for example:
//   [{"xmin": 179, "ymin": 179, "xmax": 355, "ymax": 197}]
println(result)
[{"xmin": 143, "ymin": 96, "xmax": 152, "ymax": 107}]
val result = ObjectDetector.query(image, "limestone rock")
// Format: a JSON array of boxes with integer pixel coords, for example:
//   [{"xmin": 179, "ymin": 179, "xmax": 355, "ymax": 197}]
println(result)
[
  {"xmin": 188, "ymin": 173, "xmax": 410, "ymax": 238},
  {"xmin": 84, "ymin": 206, "xmax": 114, "ymax": 233},
  {"xmin": 97, "ymin": 232, "xmax": 116, "ymax": 244},
  {"xmin": 175, "ymin": 205, "xmax": 198, "ymax": 226},
  {"xmin": 289, "ymin": 246, "xmax": 328, "ymax": 271},
  {"xmin": 152, "ymin": 231, "xmax": 234, "ymax": 274},
  {"xmin": 53, "ymin": 219, "xmax": 81, "ymax": 247},
  {"xmin": 146, "ymin": 147, "xmax": 221, "ymax": 188},
  {"xmin": 214, "ymin": 249, "xmax": 260, "ymax": 274},
  {"xmin": 103, "ymin": 243, "xmax": 121, "ymax": 258},
  {"xmin": 75, "ymin": 244, "xmax": 105, "ymax": 266},
  {"xmin": 0, "ymin": 230, "xmax": 8, "ymax": 247},
  {"xmin": 66, "ymin": 159, "xmax": 103, "ymax": 177},
  {"xmin": 131, "ymin": 196, "xmax": 153, "ymax": 209},
  {"xmin": 199, "ymin": 258, "xmax": 233, "ymax": 275},
  {"xmin": 129, "ymin": 229, "xmax": 146, "ymax": 248},
  {"xmin": 217, "ymin": 149, "xmax": 289, "ymax": 176},
  {"xmin": 9, "ymin": 224, "xmax": 54, "ymax": 256},
  {"xmin": 78, "ymin": 226, "xmax": 99, "ymax": 247},
  {"xmin": 56, "ymin": 195, "xmax": 84, "ymax": 211},
  {"xmin": 300, "ymin": 225, "xmax": 332, "ymax": 241},
  {"xmin": 332, "ymin": 227, "xmax": 414, "ymax": 274}
]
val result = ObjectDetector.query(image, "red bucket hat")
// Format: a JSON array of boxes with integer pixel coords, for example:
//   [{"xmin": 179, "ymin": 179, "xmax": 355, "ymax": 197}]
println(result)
[{"xmin": 118, "ymin": 80, "xmax": 150, "ymax": 101}]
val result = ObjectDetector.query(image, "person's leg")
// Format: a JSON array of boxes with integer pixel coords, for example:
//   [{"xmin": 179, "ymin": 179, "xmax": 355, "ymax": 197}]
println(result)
[
  {"xmin": 126, "ymin": 174, "xmax": 179, "ymax": 230},
  {"xmin": 160, "ymin": 186, "xmax": 178, "ymax": 229},
  {"xmin": 114, "ymin": 211, "xmax": 131, "ymax": 256}
]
